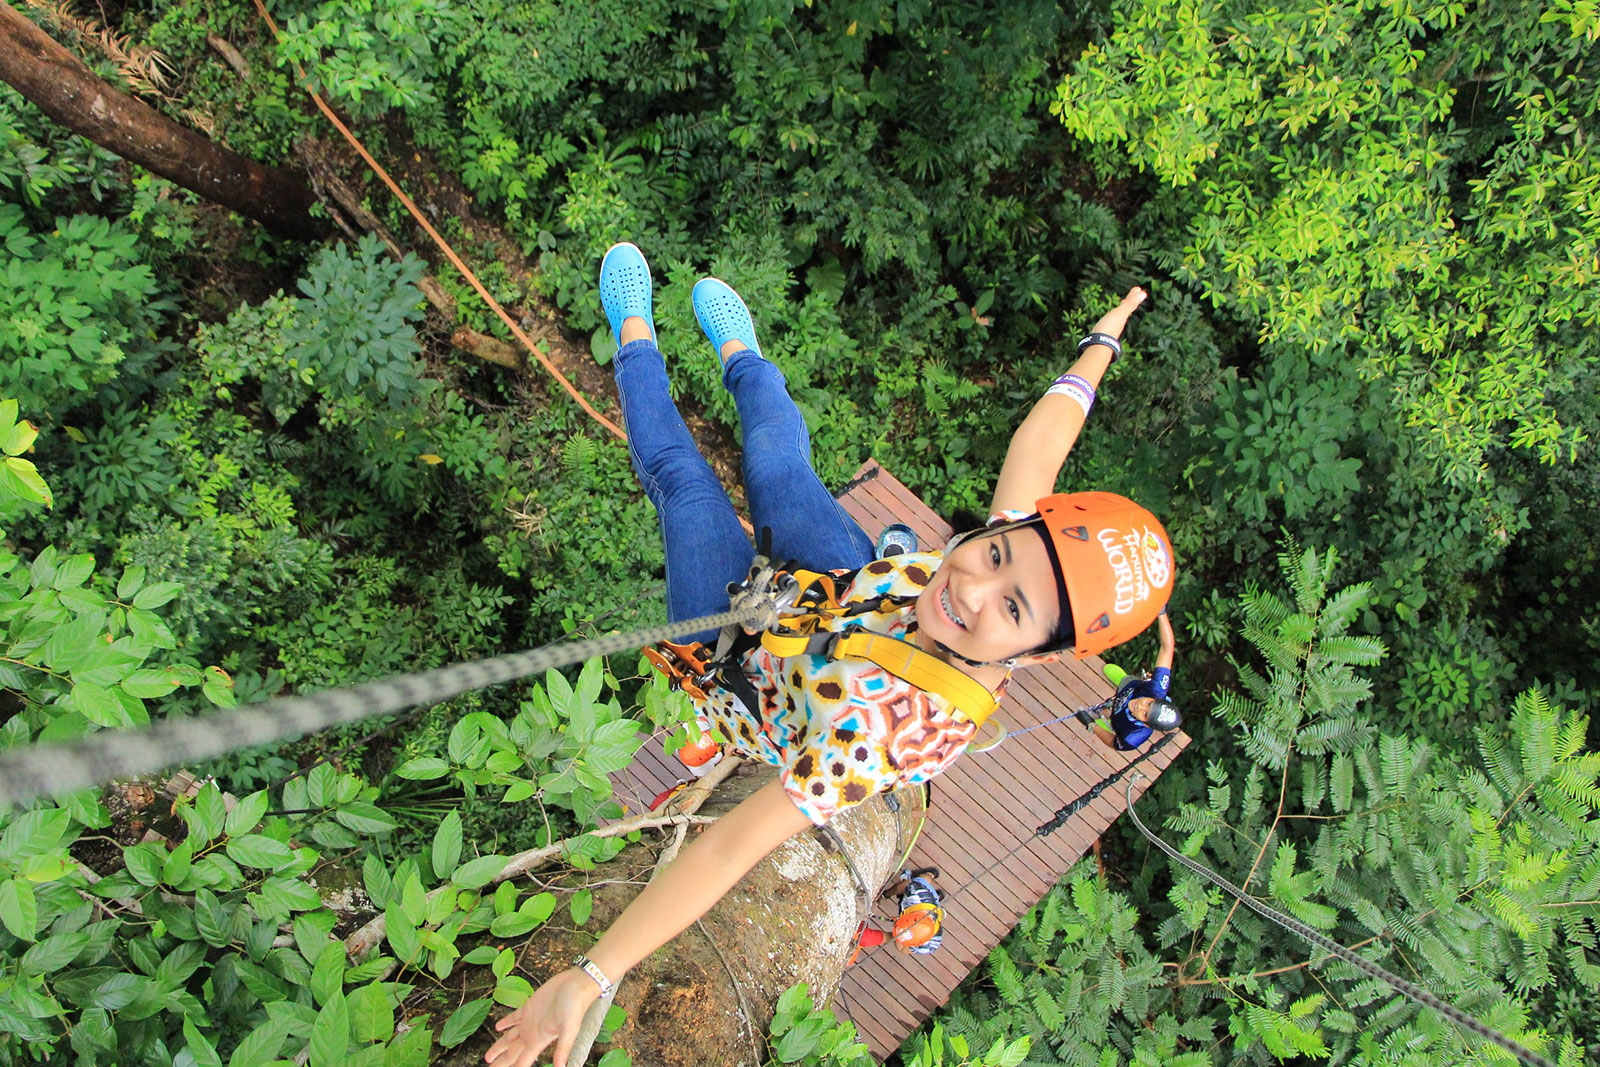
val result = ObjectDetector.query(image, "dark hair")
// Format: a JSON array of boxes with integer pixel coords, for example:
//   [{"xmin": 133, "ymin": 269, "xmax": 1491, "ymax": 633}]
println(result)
[{"xmin": 1029, "ymin": 522, "xmax": 1074, "ymax": 653}]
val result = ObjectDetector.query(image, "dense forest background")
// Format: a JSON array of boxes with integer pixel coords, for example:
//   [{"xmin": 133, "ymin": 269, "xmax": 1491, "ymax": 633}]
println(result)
[{"xmin": 1, "ymin": 0, "xmax": 1597, "ymax": 1064}]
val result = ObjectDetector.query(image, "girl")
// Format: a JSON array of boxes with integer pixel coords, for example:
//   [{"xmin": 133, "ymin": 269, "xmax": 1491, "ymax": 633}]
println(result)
[{"xmin": 485, "ymin": 243, "xmax": 1173, "ymax": 1067}]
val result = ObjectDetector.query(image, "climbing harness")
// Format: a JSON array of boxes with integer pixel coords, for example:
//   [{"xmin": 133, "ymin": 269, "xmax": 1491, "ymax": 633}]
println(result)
[
  {"xmin": 644, "ymin": 563, "xmax": 1003, "ymax": 731},
  {"xmin": 1122, "ymin": 776, "xmax": 1558, "ymax": 1067}
]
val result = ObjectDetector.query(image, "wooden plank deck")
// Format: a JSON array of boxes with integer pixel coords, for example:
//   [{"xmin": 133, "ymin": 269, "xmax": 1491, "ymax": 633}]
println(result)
[{"xmin": 608, "ymin": 461, "xmax": 1189, "ymax": 1062}]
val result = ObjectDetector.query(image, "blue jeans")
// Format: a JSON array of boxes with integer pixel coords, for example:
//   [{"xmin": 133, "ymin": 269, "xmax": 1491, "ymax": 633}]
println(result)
[{"xmin": 614, "ymin": 339, "xmax": 875, "ymax": 642}]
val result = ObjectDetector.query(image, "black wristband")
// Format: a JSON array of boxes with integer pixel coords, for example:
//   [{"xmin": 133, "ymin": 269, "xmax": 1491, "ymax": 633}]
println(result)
[{"xmin": 1077, "ymin": 332, "xmax": 1122, "ymax": 362}]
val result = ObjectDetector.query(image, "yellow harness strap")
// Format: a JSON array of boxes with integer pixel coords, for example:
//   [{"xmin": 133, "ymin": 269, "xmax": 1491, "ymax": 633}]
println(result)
[
  {"xmin": 758, "ymin": 628, "xmax": 999, "ymax": 729},
  {"xmin": 755, "ymin": 567, "xmax": 1000, "ymax": 729}
]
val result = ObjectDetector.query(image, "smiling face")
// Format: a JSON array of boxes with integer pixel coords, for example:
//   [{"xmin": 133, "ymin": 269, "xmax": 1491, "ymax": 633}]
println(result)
[{"xmin": 914, "ymin": 526, "xmax": 1063, "ymax": 663}]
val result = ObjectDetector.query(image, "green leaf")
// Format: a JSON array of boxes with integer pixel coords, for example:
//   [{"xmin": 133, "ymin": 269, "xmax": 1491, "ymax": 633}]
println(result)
[
  {"xmin": 227, "ymin": 1017, "xmax": 289, "ymax": 1067},
  {"xmin": 520, "ymin": 891, "xmax": 557, "ymax": 924},
  {"xmin": 439, "ymin": 997, "xmax": 494, "ymax": 1048},
  {"xmin": 333, "ymin": 801, "xmax": 398, "ymax": 834},
  {"xmin": 385, "ymin": 1021, "xmax": 431, "ymax": 1067},
  {"xmin": 395, "ymin": 756, "xmax": 450, "ymax": 779},
  {"xmin": 51, "ymin": 553, "xmax": 95, "ymax": 590},
  {"xmin": 569, "ymin": 888, "xmax": 593, "ymax": 926},
  {"xmin": 227, "ymin": 790, "xmax": 270, "ymax": 838},
  {"xmin": 362, "ymin": 853, "xmax": 394, "ymax": 909},
  {"xmin": 20, "ymin": 930, "xmax": 89, "ymax": 973},
  {"xmin": 0, "ymin": 807, "xmax": 72, "ymax": 862},
  {"xmin": 493, "ymin": 974, "xmax": 533, "ymax": 1008},
  {"xmin": 122, "ymin": 842, "xmax": 165, "ymax": 886},
  {"xmin": 596, "ymin": 1050, "xmax": 632, "ymax": 1067},
  {"xmin": 226, "ymin": 833, "xmax": 295, "ymax": 870},
  {"xmin": 1, "ymin": 456, "xmax": 52, "ymax": 507},
  {"xmin": 433, "ymin": 810, "xmax": 463, "ymax": 879},
  {"xmin": 490, "ymin": 911, "xmax": 538, "ymax": 937},
  {"xmin": 0, "ymin": 877, "xmax": 39, "ymax": 939},
  {"xmin": 308, "ymin": 990, "xmax": 350, "ymax": 1067},
  {"xmin": 312, "ymin": 942, "xmax": 346, "ymax": 1007},
  {"xmin": 347, "ymin": 981, "xmax": 395, "ymax": 1043},
  {"xmin": 492, "ymin": 947, "xmax": 516, "ymax": 979},
  {"xmin": 194, "ymin": 888, "xmax": 234, "ymax": 947},
  {"xmin": 184, "ymin": 1016, "xmax": 223, "ymax": 1067},
  {"xmin": 120, "ymin": 669, "xmax": 180, "ymax": 698},
  {"xmin": 449, "ymin": 854, "xmax": 506, "ymax": 890},
  {"xmin": 132, "ymin": 581, "xmax": 184, "ymax": 609},
  {"xmin": 72, "ymin": 681, "xmax": 129, "ymax": 727},
  {"xmin": 191, "ymin": 782, "xmax": 227, "ymax": 843},
  {"xmin": 116, "ymin": 564, "xmax": 147, "ymax": 599},
  {"xmin": 162, "ymin": 837, "xmax": 195, "ymax": 886}
]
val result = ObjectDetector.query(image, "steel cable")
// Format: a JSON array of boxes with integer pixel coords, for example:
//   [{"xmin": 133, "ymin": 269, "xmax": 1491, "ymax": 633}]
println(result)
[
  {"xmin": 1122, "ymin": 775, "xmax": 1559, "ymax": 1067},
  {"xmin": 0, "ymin": 604, "xmax": 764, "ymax": 808}
]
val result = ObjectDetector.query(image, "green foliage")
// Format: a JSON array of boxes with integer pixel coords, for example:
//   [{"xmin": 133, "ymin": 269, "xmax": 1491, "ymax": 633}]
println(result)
[
  {"xmin": 933, "ymin": 542, "xmax": 1595, "ymax": 1066},
  {"xmin": 285, "ymin": 234, "xmax": 431, "ymax": 410},
  {"xmin": 1055, "ymin": 0, "xmax": 1599, "ymax": 488},
  {"xmin": 277, "ymin": 0, "xmax": 462, "ymax": 120},
  {"xmin": 392, "ymin": 659, "xmax": 681, "ymax": 831},
  {"xmin": 0, "ymin": 204, "xmax": 168, "ymax": 417},
  {"xmin": 765, "ymin": 982, "xmax": 874, "ymax": 1066}
]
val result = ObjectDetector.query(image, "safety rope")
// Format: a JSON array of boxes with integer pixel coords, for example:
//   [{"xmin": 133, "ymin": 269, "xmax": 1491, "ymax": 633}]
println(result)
[
  {"xmin": 1122, "ymin": 776, "xmax": 1559, "ymax": 1067},
  {"xmin": 0, "ymin": 603, "xmax": 766, "ymax": 808}
]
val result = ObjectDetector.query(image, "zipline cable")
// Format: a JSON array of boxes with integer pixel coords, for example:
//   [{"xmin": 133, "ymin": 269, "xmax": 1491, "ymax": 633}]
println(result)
[
  {"xmin": 0, "ymin": 603, "xmax": 765, "ymax": 809},
  {"xmin": 1121, "ymin": 775, "xmax": 1559, "ymax": 1067}
]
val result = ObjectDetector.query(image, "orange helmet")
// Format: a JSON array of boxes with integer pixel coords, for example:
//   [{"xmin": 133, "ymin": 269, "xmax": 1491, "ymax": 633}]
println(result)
[
  {"xmin": 1036, "ymin": 492, "xmax": 1173, "ymax": 658},
  {"xmin": 891, "ymin": 903, "xmax": 942, "ymax": 951},
  {"xmin": 949, "ymin": 493, "xmax": 1173, "ymax": 659}
]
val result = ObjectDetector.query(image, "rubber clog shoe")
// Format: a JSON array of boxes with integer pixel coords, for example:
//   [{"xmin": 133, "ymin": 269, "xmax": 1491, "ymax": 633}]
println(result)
[
  {"xmin": 692, "ymin": 277, "xmax": 764, "ymax": 364},
  {"xmin": 599, "ymin": 241, "xmax": 656, "ymax": 345}
]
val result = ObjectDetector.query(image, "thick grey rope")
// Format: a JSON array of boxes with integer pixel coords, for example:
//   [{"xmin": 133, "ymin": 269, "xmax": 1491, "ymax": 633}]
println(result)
[
  {"xmin": 0, "ymin": 604, "xmax": 765, "ymax": 808},
  {"xmin": 1123, "ymin": 775, "xmax": 1559, "ymax": 1067}
]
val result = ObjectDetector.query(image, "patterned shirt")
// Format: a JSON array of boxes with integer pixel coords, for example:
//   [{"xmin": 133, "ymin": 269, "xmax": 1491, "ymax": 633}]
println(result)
[{"xmin": 694, "ymin": 551, "xmax": 1005, "ymax": 825}]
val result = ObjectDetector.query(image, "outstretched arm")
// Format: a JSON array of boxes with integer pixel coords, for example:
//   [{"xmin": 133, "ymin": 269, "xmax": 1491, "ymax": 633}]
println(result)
[
  {"xmin": 991, "ymin": 287, "xmax": 1148, "ymax": 516},
  {"xmin": 485, "ymin": 779, "xmax": 812, "ymax": 1067},
  {"xmin": 1154, "ymin": 611, "xmax": 1175, "ymax": 673}
]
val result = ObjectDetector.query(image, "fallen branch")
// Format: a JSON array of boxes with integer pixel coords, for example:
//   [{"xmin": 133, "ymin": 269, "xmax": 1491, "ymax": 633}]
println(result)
[
  {"xmin": 344, "ymin": 758, "xmax": 742, "ymax": 959},
  {"xmin": 205, "ymin": 33, "xmax": 249, "ymax": 80}
]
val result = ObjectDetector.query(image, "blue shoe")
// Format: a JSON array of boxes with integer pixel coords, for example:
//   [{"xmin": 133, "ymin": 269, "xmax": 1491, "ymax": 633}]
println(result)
[
  {"xmin": 599, "ymin": 242, "xmax": 656, "ymax": 346},
  {"xmin": 692, "ymin": 277, "xmax": 763, "ymax": 364}
]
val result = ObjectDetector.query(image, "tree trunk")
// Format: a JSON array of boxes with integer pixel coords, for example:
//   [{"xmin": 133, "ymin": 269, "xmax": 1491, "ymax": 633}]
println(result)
[
  {"xmin": 0, "ymin": 4, "xmax": 323, "ymax": 239},
  {"xmin": 430, "ymin": 767, "xmax": 925, "ymax": 1067}
]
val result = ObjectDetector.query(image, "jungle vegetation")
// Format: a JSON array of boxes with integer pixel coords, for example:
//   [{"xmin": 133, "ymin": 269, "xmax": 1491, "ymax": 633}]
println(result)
[{"xmin": 0, "ymin": 0, "xmax": 1596, "ymax": 1064}]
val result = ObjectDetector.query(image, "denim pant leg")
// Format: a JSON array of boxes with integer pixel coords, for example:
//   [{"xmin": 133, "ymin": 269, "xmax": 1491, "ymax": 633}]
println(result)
[
  {"xmin": 722, "ymin": 351, "xmax": 875, "ymax": 573},
  {"xmin": 614, "ymin": 339, "xmax": 753, "ymax": 643}
]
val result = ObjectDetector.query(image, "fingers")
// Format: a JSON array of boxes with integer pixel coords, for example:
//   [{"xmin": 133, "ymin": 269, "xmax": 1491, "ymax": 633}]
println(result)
[
  {"xmin": 1122, "ymin": 285, "xmax": 1148, "ymax": 309},
  {"xmin": 484, "ymin": 1012, "xmax": 553, "ymax": 1067},
  {"xmin": 551, "ymin": 1009, "xmax": 587, "ymax": 1067}
]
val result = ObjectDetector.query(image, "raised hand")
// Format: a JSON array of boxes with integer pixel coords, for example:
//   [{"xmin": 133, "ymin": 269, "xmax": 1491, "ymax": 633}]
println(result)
[{"xmin": 1087, "ymin": 286, "xmax": 1149, "ymax": 341}]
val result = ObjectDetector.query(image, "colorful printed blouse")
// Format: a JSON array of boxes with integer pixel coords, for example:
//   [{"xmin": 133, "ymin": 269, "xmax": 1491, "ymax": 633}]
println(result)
[{"xmin": 693, "ymin": 551, "xmax": 1008, "ymax": 825}]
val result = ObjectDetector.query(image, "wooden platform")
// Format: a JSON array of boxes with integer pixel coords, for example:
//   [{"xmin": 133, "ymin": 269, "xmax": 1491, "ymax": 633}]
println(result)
[{"xmin": 609, "ymin": 461, "xmax": 1189, "ymax": 1062}]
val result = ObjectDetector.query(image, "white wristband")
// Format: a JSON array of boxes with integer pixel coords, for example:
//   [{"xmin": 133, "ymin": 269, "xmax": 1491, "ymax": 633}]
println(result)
[
  {"xmin": 1045, "ymin": 372, "xmax": 1095, "ymax": 417},
  {"xmin": 573, "ymin": 954, "xmax": 615, "ymax": 998}
]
